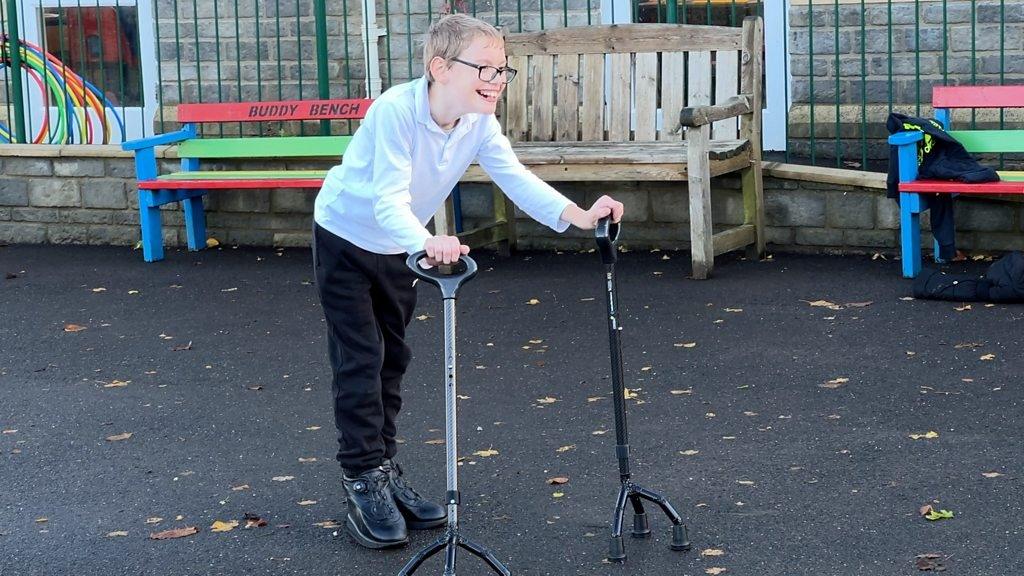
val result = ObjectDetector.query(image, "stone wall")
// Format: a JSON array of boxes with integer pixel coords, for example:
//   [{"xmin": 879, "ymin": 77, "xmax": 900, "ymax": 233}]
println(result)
[{"xmin": 3, "ymin": 147, "xmax": 1023, "ymax": 256}]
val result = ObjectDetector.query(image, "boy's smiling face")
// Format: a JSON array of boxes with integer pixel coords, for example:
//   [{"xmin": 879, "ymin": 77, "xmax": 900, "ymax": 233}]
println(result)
[{"xmin": 432, "ymin": 35, "xmax": 508, "ymax": 118}]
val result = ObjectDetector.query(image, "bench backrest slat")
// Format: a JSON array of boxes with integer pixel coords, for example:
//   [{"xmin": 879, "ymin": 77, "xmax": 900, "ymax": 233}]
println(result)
[
  {"xmin": 504, "ymin": 20, "xmax": 756, "ymax": 144},
  {"xmin": 947, "ymin": 130, "xmax": 1024, "ymax": 154},
  {"xmin": 177, "ymin": 99, "xmax": 373, "ymax": 123},
  {"xmin": 178, "ymin": 135, "xmax": 353, "ymax": 159},
  {"xmin": 933, "ymin": 86, "xmax": 1024, "ymax": 109}
]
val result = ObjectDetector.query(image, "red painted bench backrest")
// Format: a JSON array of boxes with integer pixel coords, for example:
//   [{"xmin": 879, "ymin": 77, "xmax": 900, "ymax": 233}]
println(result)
[
  {"xmin": 176, "ymin": 99, "xmax": 373, "ymax": 123},
  {"xmin": 932, "ymin": 86, "xmax": 1024, "ymax": 109}
]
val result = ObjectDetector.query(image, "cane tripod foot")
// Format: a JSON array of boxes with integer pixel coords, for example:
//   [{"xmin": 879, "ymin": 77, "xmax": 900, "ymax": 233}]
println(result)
[
  {"xmin": 631, "ymin": 512, "xmax": 651, "ymax": 538},
  {"xmin": 670, "ymin": 524, "xmax": 691, "ymax": 551},
  {"xmin": 608, "ymin": 535, "xmax": 626, "ymax": 562},
  {"xmin": 399, "ymin": 530, "xmax": 509, "ymax": 576}
]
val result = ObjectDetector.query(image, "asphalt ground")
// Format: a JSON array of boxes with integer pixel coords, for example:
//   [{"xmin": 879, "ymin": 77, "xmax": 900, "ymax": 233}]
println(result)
[{"xmin": 1, "ymin": 243, "xmax": 1022, "ymax": 576}]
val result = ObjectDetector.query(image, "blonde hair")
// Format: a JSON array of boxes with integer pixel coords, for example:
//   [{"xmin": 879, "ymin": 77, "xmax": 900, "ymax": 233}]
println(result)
[{"xmin": 423, "ymin": 14, "xmax": 504, "ymax": 83}]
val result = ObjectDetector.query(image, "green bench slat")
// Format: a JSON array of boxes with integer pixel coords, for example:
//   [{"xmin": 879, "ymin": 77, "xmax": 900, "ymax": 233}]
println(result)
[
  {"xmin": 177, "ymin": 135, "xmax": 353, "ymax": 159},
  {"xmin": 948, "ymin": 130, "xmax": 1024, "ymax": 154},
  {"xmin": 158, "ymin": 170, "xmax": 328, "ymax": 180}
]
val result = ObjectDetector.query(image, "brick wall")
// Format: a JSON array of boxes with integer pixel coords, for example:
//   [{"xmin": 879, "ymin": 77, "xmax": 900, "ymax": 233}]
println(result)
[{"xmin": 2, "ymin": 147, "xmax": 1023, "ymax": 256}]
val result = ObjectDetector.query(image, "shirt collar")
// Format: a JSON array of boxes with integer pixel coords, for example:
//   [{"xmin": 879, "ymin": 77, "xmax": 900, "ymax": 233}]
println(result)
[{"xmin": 414, "ymin": 76, "xmax": 478, "ymax": 136}]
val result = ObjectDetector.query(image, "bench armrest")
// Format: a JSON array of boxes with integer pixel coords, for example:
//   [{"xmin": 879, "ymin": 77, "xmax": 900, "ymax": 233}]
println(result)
[
  {"xmin": 888, "ymin": 131, "xmax": 923, "ymax": 146},
  {"xmin": 121, "ymin": 125, "xmax": 197, "ymax": 152},
  {"xmin": 679, "ymin": 95, "xmax": 753, "ymax": 128}
]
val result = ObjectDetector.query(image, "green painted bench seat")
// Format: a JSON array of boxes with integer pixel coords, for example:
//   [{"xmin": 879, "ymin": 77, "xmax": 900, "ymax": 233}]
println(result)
[{"xmin": 121, "ymin": 99, "xmax": 370, "ymax": 262}]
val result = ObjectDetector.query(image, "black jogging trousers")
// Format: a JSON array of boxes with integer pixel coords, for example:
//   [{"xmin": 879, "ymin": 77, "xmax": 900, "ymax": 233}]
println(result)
[{"xmin": 313, "ymin": 223, "xmax": 418, "ymax": 474}]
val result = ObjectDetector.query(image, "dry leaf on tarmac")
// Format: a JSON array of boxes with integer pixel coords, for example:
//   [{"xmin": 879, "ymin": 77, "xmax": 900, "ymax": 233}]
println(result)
[
  {"xmin": 314, "ymin": 520, "xmax": 340, "ymax": 529},
  {"xmin": 105, "ymin": 531, "xmax": 128, "ymax": 538},
  {"xmin": 272, "ymin": 476, "xmax": 295, "ymax": 482},
  {"xmin": 701, "ymin": 548, "xmax": 725, "ymax": 557},
  {"xmin": 980, "ymin": 354, "xmax": 996, "ymax": 361},
  {"xmin": 425, "ymin": 439, "xmax": 445, "ymax": 445},
  {"xmin": 106, "ymin": 432, "xmax": 133, "ymax": 442},
  {"xmin": 679, "ymin": 450, "xmax": 699, "ymax": 456},
  {"xmin": 526, "ymin": 298, "xmax": 540, "ymax": 305},
  {"xmin": 297, "ymin": 500, "xmax": 317, "ymax": 506},
  {"xmin": 955, "ymin": 304, "xmax": 972, "ymax": 312},
  {"xmin": 802, "ymin": 299, "xmax": 842, "ymax": 310},
  {"xmin": 909, "ymin": 431, "xmax": 939, "ymax": 440},
  {"xmin": 416, "ymin": 314, "xmax": 431, "ymax": 321},
  {"xmin": 210, "ymin": 520, "xmax": 239, "ymax": 533},
  {"xmin": 231, "ymin": 485, "xmax": 250, "ymax": 491},
  {"xmin": 473, "ymin": 448, "xmax": 499, "ymax": 457},
  {"xmin": 982, "ymin": 472, "xmax": 1004, "ymax": 478},
  {"xmin": 820, "ymin": 377, "xmax": 849, "ymax": 389},
  {"xmin": 556, "ymin": 445, "xmax": 575, "ymax": 453},
  {"xmin": 150, "ymin": 526, "xmax": 199, "ymax": 540},
  {"xmin": 954, "ymin": 342, "xmax": 983, "ymax": 349},
  {"xmin": 535, "ymin": 397, "xmax": 558, "ymax": 404},
  {"xmin": 546, "ymin": 477, "xmax": 569, "ymax": 485},
  {"xmin": 244, "ymin": 514, "xmax": 268, "ymax": 529},
  {"xmin": 63, "ymin": 324, "xmax": 87, "ymax": 332},
  {"xmin": 103, "ymin": 380, "xmax": 130, "ymax": 388},
  {"xmin": 144, "ymin": 517, "xmax": 163, "ymax": 525},
  {"xmin": 705, "ymin": 568, "xmax": 728, "ymax": 575}
]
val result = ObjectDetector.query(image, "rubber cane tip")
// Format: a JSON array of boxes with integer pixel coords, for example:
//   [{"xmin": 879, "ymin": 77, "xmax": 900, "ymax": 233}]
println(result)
[{"xmin": 608, "ymin": 536, "xmax": 627, "ymax": 562}]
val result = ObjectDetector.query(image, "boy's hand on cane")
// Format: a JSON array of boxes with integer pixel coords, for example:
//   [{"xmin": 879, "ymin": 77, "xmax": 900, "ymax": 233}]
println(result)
[
  {"xmin": 424, "ymin": 235, "xmax": 470, "ymax": 266},
  {"xmin": 562, "ymin": 195, "xmax": 625, "ymax": 230}
]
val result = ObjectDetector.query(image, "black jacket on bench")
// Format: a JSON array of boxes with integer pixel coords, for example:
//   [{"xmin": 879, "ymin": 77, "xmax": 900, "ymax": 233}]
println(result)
[
  {"xmin": 886, "ymin": 112, "xmax": 999, "ymax": 199},
  {"xmin": 912, "ymin": 251, "xmax": 1024, "ymax": 303}
]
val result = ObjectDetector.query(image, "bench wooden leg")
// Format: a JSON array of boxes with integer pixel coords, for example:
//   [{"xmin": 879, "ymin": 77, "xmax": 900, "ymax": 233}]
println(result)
[
  {"xmin": 741, "ymin": 159, "xmax": 766, "ymax": 261},
  {"xmin": 182, "ymin": 195, "xmax": 207, "ymax": 251},
  {"xmin": 138, "ymin": 190, "xmax": 164, "ymax": 263},
  {"xmin": 687, "ymin": 124, "xmax": 714, "ymax": 280},
  {"xmin": 492, "ymin": 183, "xmax": 516, "ymax": 257},
  {"xmin": 900, "ymin": 192, "xmax": 922, "ymax": 278}
]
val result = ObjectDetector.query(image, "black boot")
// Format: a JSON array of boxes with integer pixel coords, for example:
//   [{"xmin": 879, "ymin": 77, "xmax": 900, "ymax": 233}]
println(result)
[
  {"xmin": 384, "ymin": 459, "xmax": 447, "ymax": 530},
  {"xmin": 342, "ymin": 466, "xmax": 409, "ymax": 549}
]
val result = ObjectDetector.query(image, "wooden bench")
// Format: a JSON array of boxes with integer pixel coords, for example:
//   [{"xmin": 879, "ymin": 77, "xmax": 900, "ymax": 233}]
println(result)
[
  {"xmin": 890, "ymin": 85, "xmax": 1024, "ymax": 278},
  {"xmin": 449, "ymin": 17, "xmax": 766, "ymax": 279},
  {"xmin": 121, "ymin": 99, "xmax": 371, "ymax": 262}
]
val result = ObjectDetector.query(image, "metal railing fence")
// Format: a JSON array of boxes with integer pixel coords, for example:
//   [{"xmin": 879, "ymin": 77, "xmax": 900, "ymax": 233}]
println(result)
[{"xmin": 6, "ymin": 1, "xmax": 1018, "ymax": 173}]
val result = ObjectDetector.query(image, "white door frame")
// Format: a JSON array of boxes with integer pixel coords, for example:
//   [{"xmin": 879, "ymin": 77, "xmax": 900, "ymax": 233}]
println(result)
[
  {"xmin": 601, "ymin": 0, "xmax": 788, "ymax": 151},
  {"xmin": 19, "ymin": 0, "xmax": 158, "ymax": 144}
]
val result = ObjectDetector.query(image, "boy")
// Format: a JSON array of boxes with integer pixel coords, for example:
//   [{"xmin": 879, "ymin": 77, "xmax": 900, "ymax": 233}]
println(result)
[{"xmin": 312, "ymin": 13, "xmax": 624, "ymax": 550}]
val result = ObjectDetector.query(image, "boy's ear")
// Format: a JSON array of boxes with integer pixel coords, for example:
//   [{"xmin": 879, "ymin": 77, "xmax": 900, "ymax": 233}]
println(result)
[{"xmin": 429, "ymin": 56, "xmax": 451, "ymax": 83}]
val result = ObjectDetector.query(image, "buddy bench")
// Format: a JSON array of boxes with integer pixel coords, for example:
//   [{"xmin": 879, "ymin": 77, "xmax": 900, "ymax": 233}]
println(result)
[
  {"xmin": 121, "ymin": 99, "xmax": 370, "ymax": 262},
  {"xmin": 891, "ymin": 85, "xmax": 1024, "ymax": 278}
]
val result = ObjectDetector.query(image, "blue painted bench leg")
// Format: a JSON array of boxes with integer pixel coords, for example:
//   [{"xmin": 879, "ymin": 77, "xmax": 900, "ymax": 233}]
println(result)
[
  {"xmin": 900, "ymin": 192, "xmax": 922, "ymax": 278},
  {"xmin": 138, "ymin": 189, "xmax": 164, "ymax": 263},
  {"xmin": 182, "ymin": 195, "xmax": 207, "ymax": 251}
]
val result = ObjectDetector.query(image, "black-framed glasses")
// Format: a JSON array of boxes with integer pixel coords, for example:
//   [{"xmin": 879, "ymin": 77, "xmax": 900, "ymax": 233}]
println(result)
[{"xmin": 450, "ymin": 57, "xmax": 518, "ymax": 83}]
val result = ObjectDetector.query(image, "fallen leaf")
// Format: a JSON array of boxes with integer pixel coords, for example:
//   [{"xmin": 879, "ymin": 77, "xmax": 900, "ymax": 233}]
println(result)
[
  {"xmin": 103, "ymin": 380, "xmax": 130, "ymax": 388},
  {"xmin": 106, "ymin": 432, "xmax": 133, "ymax": 442},
  {"xmin": 63, "ymin": 324, "xmax": 87, "ymax": 332},
  {"xmin": 802, "ymin": 299, "xmax": 841, "ymax": 310},
  {"xmin": 305, "ymin": 426, "xmax": 321, "ymax": 431},
  {"xmin": 674, "ymin": 342, "xmax": 697, "ymax": 348},
  {"xmin": 298, "ymin": 457, "xmax": 317, "ymax": 463},
  {"xmin": 556, "ymin": 445, "xmax": 575, "ymax": 453},
  {"xmin": 297, "ymin": 500, "xmax": 318, "ymax": 506},
  {"xmin": 736, "ymin": 480, "xmax": 755, "ymax": 486},
  {"xmin": 210, "ymin": 520, "xmax": 239, "ymax": 533},
  {"xmin": 313, "ymin": 520, "xmax": 340, "ymax": 529},
  {"xmin": 171, "ymin": 341, "xmax": 193, "ymax": 352},
  {"xmin": 954, "ymin": 342, "xmax": 983, "ymax": 349},
  {"xmin": 244, "ymin": 513, "xmax": 268, "ymax": 529},
  {"xmin": 144, "ymin": 517, "xmax": 163, "ymax": 524},
  {"xmin": 924, "ymin": 508, "xmax": 954, "ymax": 521},
  {"xmin": 909, "ymin": 431, "xmax": 939, "ymax": 440},
  {"xmin": 915, "ymin": 553, "xmax": 947, "ymax": 571},
  {"xmin": 425, "ymin": 439, "xmax": 445, "ymax": 445},
  {"xmin": 231, "ymin": 485, "xmax": 250, "ymax": 491},
  {"xmin": 221, "ymin": 287, "xmax": 238, "ymax": 292},
  {"xmin": 35, "ymin": 518, "xmax": 48, "ymax": 523},
  {"xmin": 473, "ymin": 448, "xmax": 499, "ymax": 457},
  {"xmin": 723, "ymin": 308, "xmax": 743, "ymax": 313},
  {"xmin": 149, "ymin": 526, "xmax": 198, "ymax": 540},
  {"xmin": 701, "ymin": 548, "xmax": 725, "ymax": 557},
  {"xmin": 2, "ymin": 429, "xmax": 17, "ymax": 434},
  {"xmin": 980, "ymin": 354, "xmax": 996, "ymax": 361},
  {"xmin": 535, "ymin": 397, "xmax": 558, "ymax": 404},
  {"xmin": 526, "ymin": 298, "xmax": 540, "ymax": 305},
  {"xmin": 552, "ymin": 492, "xmax": 564, "ymax": 498},
  {"xmin": 416, "ymin": 314, "xmax": 431, "ymax": 321},
  {"xmin": 706, "ymin": 568, "xmax": 728, "ymax": 575},
  {"xmin": 587, "ymin": 396, "xmax": 605, "ymax": 402},
  {"xmin": 591, "ymin": 430, "xmax": 609, "ymax": 435},
  {"xmin": 272, "ymin": 476, "xmax": 295, "ymax": 482},
  {"xmin": 92, "ymin": 287, "xmax": 107, "ymax": 293},
  {"xmin": 982, "ymin": 472, "xmax": 1004, "ymax": 478},
  {"xmin": 844, "ymin": 301, "xmax": 873, "ymax": 308},
  {"xmin": 955, "ymin": 304, "xmax": 972, "ymax": 312},
  {"xmin": 206, "ymin": 238, "xmax": 220, "ymax": 248},
  {"xmin": 679, "ymin": 450, "xmax": 699, "ymax": 456},
  {"xmin": 105, "ymin": 531, "xmax": 129, "ymax": 538},
  {"xmin": 670, "ymin": 389, "xmax": 693, "ymax": 395},
  {"xmin": 623, "ymin": 388, "xmax": 638, "ymax": 399},
  {"xmin": 546, "ymin": 477, "xmax": 569, "ymax": 485},
  {"xmin": 820, "ymin": 377, "xmax": 849, "ymax": 389}
]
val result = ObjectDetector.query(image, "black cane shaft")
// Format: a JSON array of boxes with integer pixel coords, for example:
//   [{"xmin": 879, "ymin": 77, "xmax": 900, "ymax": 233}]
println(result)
[{"xmin": 604, "ymin": 263, "xmax": 631, "ymax": 479}]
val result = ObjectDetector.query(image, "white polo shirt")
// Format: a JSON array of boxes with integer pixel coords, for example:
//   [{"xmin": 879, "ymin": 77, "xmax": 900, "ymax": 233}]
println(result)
[{"xmin": 313, "ymin": 76, "xmax": 574, "ymax": 255}]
